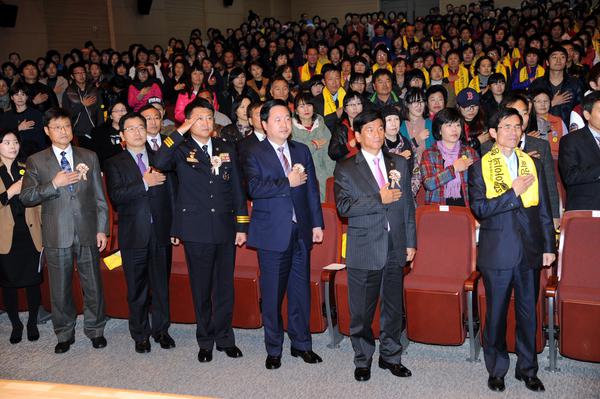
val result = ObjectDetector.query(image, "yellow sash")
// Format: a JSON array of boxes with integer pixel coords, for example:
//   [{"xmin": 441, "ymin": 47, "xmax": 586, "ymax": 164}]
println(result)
[
  {"xmin": 372, "ymin": 63, "xmax": 393, "ymax": 73},
  {"xmin": 468, "ymin": 75, "xmax": 481, "ymax": 92},
  {"xmin": 322, "ymin": 86, "xmax": 346, "ymax": 116},
  {"xmin": 443, "ymin": 64, "xmax": 470, "ymax": 94},
  {"xmin": 482, "ymin": 144, "xmax": 539, "ymax": 208},
  {"xmin": 519, "ymin": 65, "xmax": 545, "ymax": 83},
  {"xmin": 300, "ymin": 62, "xmax": 322, "ymax": 82}
]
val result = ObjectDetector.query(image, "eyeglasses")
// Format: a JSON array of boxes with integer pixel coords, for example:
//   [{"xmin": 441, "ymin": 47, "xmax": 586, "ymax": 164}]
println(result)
[
  {"xmin": 462, "ymin": 105, "xmax": 478, "ymax": 111},
  {"xmin": 123, "ymin": 125, "xmax": 146, "ymax": 133},
  {"xmin": 48, "ymin": 125, "xmax": 71, "ymax": 131},
  {"xmin": 498, "ymin": 124, "xmax": 522, "ymax": 131}
]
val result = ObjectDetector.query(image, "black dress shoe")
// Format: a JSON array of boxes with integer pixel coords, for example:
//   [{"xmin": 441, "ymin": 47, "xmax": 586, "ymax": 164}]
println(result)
[
  {"xmin": 290, "ymin": 347, "xmax": 322, "ymax": 364},
  {"xmin": 265, "ymin": 355, "xmax": 281, "ymax": 370},
  {"xmin": 27, "ymin": 324, "xmax": 39, "ymax": 341},
  {"xmin": 488, "ymin": 376, "xmax": 506, "ymax": 392},
  {"xmin": 354, "ymin": 367, "xmax": 371, "ymax": 382},
  {"xmin": 515, "ymin": 372, "xmax": 545, "ymax": 392},
  {"xmin": 216, "ymin": 345, "xmax": 243, "ymax": 358},
  {"xmin": 154, "ymin": 332, "xmax": 176, "ymax": 349},
  {"xmin": 135, "ymin": 338, "xmax": 151, "ymax": 353},
  {"xmin": 197, "ymin": 349, "xmax": 213, "ymax": 363},
  {"xmin": 9, "ymin": 323, "xmax": 23, "ymax": 344},
  {"xmin": 378, "ymin": 358, "xmax": 412, "ymax": 377},
  {"xmin": 91, "ymin": 336, "xmax": 107, "ymax": 349},
  {"xmin": 55, "ymin": 337, "xmax": 75, "ymax": 354}
]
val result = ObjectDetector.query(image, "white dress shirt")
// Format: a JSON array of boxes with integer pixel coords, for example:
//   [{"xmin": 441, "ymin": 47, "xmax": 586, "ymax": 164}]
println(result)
[
  {"xmin": 361, "ymin": 149, "xmax": 388, "ymax": 184},
  {"xmin": 192, "ymin": 137, "xmax": 212, "ymax": 157},
  {"xmin": 268, "ymin": 139, "xmax": 291, "ymax": 172},
  {"xmin": 503, "ymin": 150, "xmax": 519, "ymax": 180}
]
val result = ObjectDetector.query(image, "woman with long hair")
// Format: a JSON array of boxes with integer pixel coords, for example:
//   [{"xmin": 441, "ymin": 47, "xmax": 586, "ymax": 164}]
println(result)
[{"xmin": 328, "ymin": 91, "xmax": 364, "ymax": 161}]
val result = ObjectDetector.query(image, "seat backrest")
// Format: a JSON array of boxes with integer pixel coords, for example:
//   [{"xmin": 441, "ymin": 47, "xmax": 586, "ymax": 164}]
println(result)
[
  {"xmin": 325, "ymin": 176, "xmax": 335, "ymax": 205},
  {"xmin": 310, "ymin": 204, "xmax": 342, "ymax": 270},
  {"xmin": 558, "ymin": 211, "xmax": 600, "ymax": 288},
  {"xmin": 412, "ymin": 205, "xmax": 476, "ymax": 279}
]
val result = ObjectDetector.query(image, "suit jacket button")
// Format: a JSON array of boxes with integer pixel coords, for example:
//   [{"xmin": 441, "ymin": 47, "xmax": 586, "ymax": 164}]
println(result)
[
  {"xmin": 209, "ymin": 180, "xmax": 213, "ymax": 184},
  {"xmin": 210, "ymin": 194, "xmax": 214, "ymax": 198},
  {"xmin": 211, "ymin": 208, "xmax": 215, "ymax": 212},
  {"xmin": 182, "ymin": 208, "xmax": 186, "ymax": 212}
]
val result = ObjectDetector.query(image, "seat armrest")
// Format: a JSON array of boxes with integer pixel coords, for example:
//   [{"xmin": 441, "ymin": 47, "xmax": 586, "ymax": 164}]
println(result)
[
  {"xmin": 321, "ymin": 263, "xmax": 346, "ymax": 283},
  {"xmin": 464, "ymin": 271, "xmax": 481, "ymax": 292},
  {"xmin": 545, "ymin": 275, "xmax": 559, "ymax": 298}
]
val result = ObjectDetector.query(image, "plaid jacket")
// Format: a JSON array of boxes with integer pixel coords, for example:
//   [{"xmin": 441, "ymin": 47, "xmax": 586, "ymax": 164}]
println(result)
[{"xmin": 420, "ymin": 144, "xmax": 479, "ymax": 206}]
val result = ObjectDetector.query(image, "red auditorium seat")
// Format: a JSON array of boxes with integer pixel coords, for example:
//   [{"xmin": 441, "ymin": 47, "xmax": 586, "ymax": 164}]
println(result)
[
  {"xmin": 282, "ymin": 204, "xmax": 342, "ymax": 333},
  {"xmin": 325, "ymin": 176, "xmax": 335, "ymax": 205},
  {"xmin": 404, "ymin": 205, "xmax": 478, "ymax": 357},
  {"xmin": 334, "ymin": 269, "xmax": 382, "ymax": 337},
  {"xmin": 99, "ymin": 251, "xmax": 129, "ymax": 319},
  {"xmin": 232, "ymin": 243, "xmax": 262, "ymax": 328},
  {"xmin": 168, "ymin": 242, "xmax": 196, "ymax": 323},
  {"xmin": 545, "ymin": 211, "xmax": 600, "ymax": 369}
]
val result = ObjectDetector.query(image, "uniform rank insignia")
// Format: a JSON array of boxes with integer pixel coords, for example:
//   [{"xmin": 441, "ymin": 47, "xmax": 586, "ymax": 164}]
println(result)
[
  {"xmin": 222, "ymin": 171, "xmax": 230, "ymax": 181},
  {"xmin": 219, "ymin": 153, "xmax": 231, "ymax": 162},
  {"xmin": 164, "ymin": 136, "xmax": 175, "ymax": 148}
]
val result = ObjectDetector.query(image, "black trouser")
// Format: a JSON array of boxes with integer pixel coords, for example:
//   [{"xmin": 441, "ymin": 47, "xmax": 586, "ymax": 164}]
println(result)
[
  {"xmin": 2, "ymin": 285, "xmax": 41, "ymax": 327},
  {"xmin": 183, "ymin": 241, "xmax": 236, "ymax": 350},
  {"xmin": 121, "ymin": 229, "xmax": 171, "ymax": 342}
]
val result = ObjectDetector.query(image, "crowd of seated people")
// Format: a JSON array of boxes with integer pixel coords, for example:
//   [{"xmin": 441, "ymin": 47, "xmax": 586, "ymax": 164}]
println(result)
[{"xmin": 1, "ymin": 0, "xmax": 600, "ymax": 390}]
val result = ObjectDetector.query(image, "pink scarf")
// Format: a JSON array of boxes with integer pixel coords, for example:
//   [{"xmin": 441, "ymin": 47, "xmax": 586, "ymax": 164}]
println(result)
[{"xmin": 436, "ymin": 140, "xmax": 462, "ymax": 199}]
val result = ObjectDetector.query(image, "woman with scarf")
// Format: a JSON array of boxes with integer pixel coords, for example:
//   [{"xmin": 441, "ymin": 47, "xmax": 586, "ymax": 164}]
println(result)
[
  {"xmin": 328, "ymin": 91, "xmax": 363, "ymax": 161},
  {"xmin": 420, "ymin": 108, "xmax": 479, "ymax": 207},
  {"xmin": 382, "ymin": 106, "xmax": 422, "ymax": 197},
  {"xmin": 291, "ymin": 93, "xmax": 335, "ymax": 202},
  {"xmin": 174, "ymin": 62, "xmax": 212, "ymax": 124},
  {"xmin": 127, "ymin": 63, "xmax": 162, "ymax": 112}
]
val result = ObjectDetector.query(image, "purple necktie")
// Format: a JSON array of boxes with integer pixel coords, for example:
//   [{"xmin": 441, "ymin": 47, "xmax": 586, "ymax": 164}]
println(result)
[
  {"xmin": 136, "ymin": 153, "xmax": 147, "ymax": 175},
  {"xmin": 151, "ymin": 138, "xmax": 159, "ymax": 151},
  {"xmin": 373, "ymin": 157, "xmax": 386, "ymax": 189},
  {"xmin": 278, "ymin": 146, "xmax": 296, "ymax": 222},
  {"xmin": 595, "ymin": 136, "xmax": 600, "ymax": 150}
]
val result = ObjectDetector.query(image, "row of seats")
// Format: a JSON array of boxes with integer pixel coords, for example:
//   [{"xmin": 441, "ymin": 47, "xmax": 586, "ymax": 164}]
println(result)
[{"xmin": 2, "ymin": 189, "xmax": 597, "ymax": 371}]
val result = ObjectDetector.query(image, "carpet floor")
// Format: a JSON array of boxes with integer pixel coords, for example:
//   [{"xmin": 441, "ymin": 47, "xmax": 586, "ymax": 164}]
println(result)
[{"xmin": 0, "ymin": 313, "xmax": 598, "ymax": 399}]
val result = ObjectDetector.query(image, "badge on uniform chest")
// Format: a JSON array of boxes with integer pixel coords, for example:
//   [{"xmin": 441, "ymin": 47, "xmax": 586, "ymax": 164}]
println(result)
[{"xmin": 186, "ymin": 149, "xmax": 199, "ymax": 163}]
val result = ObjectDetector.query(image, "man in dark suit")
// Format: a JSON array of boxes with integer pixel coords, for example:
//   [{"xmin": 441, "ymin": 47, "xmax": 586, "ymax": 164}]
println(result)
[
  {"xmin": 104, "ymin": 112, "xmax": 176, "ymax": 354},
  {"xmin": 558, "ymin": 91, "xmax": 600, "ymax": 210},
  {"xmin": 244, "ymin": 99, "xmax": 324, "ymax": 370},
  {"xmin": 139, "ymin": 104, "xmax": 168, "ymax": 151},
  {"xmin": 20, "ymin": 107, "xmax": 109, "ymax": 354},
  {"xmin": 469, "ymin": 108, "xmax": 556, "ymax": 393},
  {"xmin": 482, "ymin": 93, "xmax": 561, "ymax": 228},
  {"xmin": 153, "ymin": 98, "xmax": 248, "ymax": 363},
  {"xmin": 236, "ymin": 101, "xmax": 265, "ymax": 177},
  {"xmin": 334, "ymin": 109, "xmax": 416, "ymax": 382}
]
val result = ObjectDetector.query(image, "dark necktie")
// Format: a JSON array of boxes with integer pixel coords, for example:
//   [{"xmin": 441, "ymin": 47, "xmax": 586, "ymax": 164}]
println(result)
[
  {"xmin": 201, "ymin": 144, "xmax": 210, "ymax": 160},
  {"xmin": 595, "ymin": 136, "xmax": 600, "ymax": 151},
  {"xmin": 60, "ymin": 151, "xmax": 74, "ymax": 192}
]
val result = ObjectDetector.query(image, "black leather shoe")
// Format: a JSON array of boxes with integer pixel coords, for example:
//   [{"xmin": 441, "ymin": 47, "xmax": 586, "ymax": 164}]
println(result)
[
  {"xmin": 27, "ymin": 324, "xmax": 39, "ymax": 341},
  {"xmin": 216, "ymin": 345, "xmax": 243, "ymax": 358},
  {"xmin": 354, "ymin": 367, "xmax": 371, "ymax": 382},
  {"xmin": 197, "ymin": 349, "xmax": 213, "ymax": 363},
  {"xmin": 488, "ymin": 376, "xmax": 506, "ymax": 392},
  {"xmin": 154, "ymin": 332, "xmax": 175, "ymax": 349},
  {"xmin": 55, "ymin": 337, "xmax": 75, "ymax": 354},
  {"xmin": 290, "ymin": 347, "xmax": 322, "ymax": 364},
  {"xmin": 265, "ymin": 355, "xmax": 281, "ymax": 370},
  {"xmin": 135, "ymin": 339, "xmax": 151, "ymax": 353},
  {"xmin": 378, "ymin": 358, "xmax": 412, "ymax": 377},
  {"xmin": 91, "ymin": 336, "xmax": 107, "ymax": 349},
  {"xmin": 515, "ymin": 372, "xmax": 545, "ymax": 392},
  {"xmin": 9, "ymin": 323, "xmax": 23, "ymax": 344}
]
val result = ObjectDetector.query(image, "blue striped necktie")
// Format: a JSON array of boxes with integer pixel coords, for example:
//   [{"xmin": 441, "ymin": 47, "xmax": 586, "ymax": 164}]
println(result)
[{"xmin": 60, "ymin": 151, "xmax": 74, "ymax": 192}]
